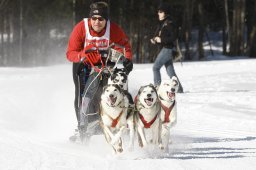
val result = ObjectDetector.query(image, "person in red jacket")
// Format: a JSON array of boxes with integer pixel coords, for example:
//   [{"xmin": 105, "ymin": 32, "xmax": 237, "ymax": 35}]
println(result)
[{"xmin": 66, "ymin": 1, "xmax": 133, "ymax": 141}]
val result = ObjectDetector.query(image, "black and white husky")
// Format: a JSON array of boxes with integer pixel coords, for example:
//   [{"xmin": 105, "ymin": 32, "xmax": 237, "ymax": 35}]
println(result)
[
  {"xmin": 108, "ymin": 68, "xmax": 128, "ymax": 90},
  {"xmin": 134, "ymin": 84, "xmax": 161, "ymax": 148},
  {"xmin": 157, "ymin": 76, "xmax": 179, "ymax": 152},
  {"xmin": 100, "ymin": 84, "xmax": 134, "ymax": 153}
]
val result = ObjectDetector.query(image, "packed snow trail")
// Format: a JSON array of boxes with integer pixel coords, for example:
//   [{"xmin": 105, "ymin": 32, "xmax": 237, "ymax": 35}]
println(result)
[{"xmin": 0, "ymin": 59, "xmax": 256, "ymax": 170}]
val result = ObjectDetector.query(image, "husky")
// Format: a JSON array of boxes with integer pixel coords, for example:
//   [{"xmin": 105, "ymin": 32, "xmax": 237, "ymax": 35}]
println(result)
[
  {"xmin": 108, "ymin": 68, "xmax": 135, "ymax": 150},
  {"xmin": 157, "ymin": 76, "xmax": 179, "ymax": 152},
  {"xmin": 108, "ymin": 68, "xmax": 128, "ymax": 90},
  {"xmin": 99, "ymin": 84, "xmax": 134, "ymax": 153},
  {"xmin": 134, "ymin": 84, "xmax": 161, "ymax": 148}
]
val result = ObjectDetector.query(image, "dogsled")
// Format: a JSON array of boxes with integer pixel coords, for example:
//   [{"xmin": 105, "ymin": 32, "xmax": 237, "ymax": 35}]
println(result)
[{"xmin": 69, "ymin": 43, "xmax": 131, "ymax": 143}]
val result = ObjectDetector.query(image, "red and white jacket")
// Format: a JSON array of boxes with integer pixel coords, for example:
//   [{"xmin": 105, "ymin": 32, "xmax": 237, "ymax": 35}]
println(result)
[{"xmin": 66, "ymin": 18, "xmax": 132, "ymax": 63}]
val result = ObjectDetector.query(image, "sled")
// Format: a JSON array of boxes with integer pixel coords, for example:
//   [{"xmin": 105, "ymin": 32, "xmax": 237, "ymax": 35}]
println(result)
[{"xmin": 70, "ymin": 43, "xmax": 126, "ymax": 143}]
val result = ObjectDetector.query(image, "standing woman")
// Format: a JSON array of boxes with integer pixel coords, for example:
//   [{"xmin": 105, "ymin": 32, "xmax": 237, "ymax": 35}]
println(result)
[{"xmin": 150, "ymin": 3, "xmax": 183, "ymax": 93}]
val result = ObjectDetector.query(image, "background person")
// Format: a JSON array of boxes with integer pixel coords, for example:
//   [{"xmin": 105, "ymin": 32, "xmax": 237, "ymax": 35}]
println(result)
[{"xmin": 150, "ymin": 2, "xmax": 183, "ymax": 93}]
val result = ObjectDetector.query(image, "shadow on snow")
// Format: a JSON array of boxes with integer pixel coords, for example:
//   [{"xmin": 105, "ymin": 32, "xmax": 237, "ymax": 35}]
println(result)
[{"xmin": 160, "ymin": 136, "xmax": 256, "ymax": 160}]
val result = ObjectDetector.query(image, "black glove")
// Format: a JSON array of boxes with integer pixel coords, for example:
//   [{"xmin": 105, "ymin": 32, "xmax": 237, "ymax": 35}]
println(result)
[{"xmin": 123, "ymin": 58, "xmax": 133, "ymax": 74}]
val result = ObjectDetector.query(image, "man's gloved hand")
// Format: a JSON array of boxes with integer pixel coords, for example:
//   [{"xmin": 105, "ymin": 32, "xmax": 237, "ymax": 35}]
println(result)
[
  {"xmin": 78, "ymin": 44, "xmax": 97, "ymax": 61},
  {"xmin": 123, "ymin": 58, "xmax": 133, "ymax": 74},
  {"xmin": 83, "ymin": 44, "xmax": 97, "ymax": 53},
  {"xmin": 84, "ymin": 51, "xmax": 101, "ymax": 65}
]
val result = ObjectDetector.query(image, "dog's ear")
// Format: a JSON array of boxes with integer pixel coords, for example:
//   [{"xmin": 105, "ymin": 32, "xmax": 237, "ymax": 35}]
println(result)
[
  {"xmin": 113, "ymin": 84, "xmax": 122, "ymax": 92},
  {"xmin": 110, "ymin": 73, "xmax": 117, "ymax": 80},
  {"xmin": 171, "ymin": 76, "xmax": 178, "ymax": 85},
  {"xmin": 102, "ymin": 85, "xmax": 109, "ymax": 93},
  {"xmin": 119, "ymin": 71, "xmax": 127, "ymax": 79},
  {"xmin": 173, "ymin": 79, "xmax": 179, "ymax": 86},
  {"xmin": 171, "ymin": 76, "xmax": 178, "ymax": 81},
  {"xmin": 113, "ymin": 68, "xmax": 119, "ymax": 74},
  {"xmin": 149, "ymin": 83, "xmax": 157, "ymax": 91},
  {"xmin": 149, "ymin": 84, "xmax": 158, "ymax": 95},
  {"xmin": 138, "ymin": 86, "xmax": 145, "ymax": 95},
  {"xmin": 121, "ymin": 67, "xmax": 129, "ymax": 75}
]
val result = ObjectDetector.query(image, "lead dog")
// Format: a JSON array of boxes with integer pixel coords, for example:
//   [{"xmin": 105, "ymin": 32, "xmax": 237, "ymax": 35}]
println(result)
[
  {"xmin": 157, "ymin": 76, "xmax": 179, "ymax": 152},
  {"xmin": 100, "ymin": 84, "xmax": 134, "ymax": 153},
  {"xmin": 134, "ymin": 84, "xmax": 161, "ymax": 148}
]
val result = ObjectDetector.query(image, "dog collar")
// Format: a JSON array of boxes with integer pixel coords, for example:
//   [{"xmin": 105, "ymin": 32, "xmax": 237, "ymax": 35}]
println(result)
[{"xmin": 160, "ymin": 100, "xmax": 175, "ymax": 123}]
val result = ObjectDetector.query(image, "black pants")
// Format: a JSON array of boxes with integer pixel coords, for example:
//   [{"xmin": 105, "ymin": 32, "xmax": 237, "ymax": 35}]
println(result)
[{"xmin": 72, "ymin": 63, "xmax": 90, "ymax": 126}]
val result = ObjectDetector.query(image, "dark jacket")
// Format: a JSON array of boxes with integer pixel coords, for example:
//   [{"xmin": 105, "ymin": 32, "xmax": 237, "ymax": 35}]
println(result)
[{"xmin": 153, "ymin": 16, "xmax": 176, "ymax": 49}]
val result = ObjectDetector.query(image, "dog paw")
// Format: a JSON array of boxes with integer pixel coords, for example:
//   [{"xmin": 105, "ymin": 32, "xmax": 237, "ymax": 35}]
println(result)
[
  {"xmin": 139, "ymin": 142, "xmax": 147, "ymax": 148},
  {"xmin": 117, "ymin": 147, "xmax": 123, "ymax": 153}
]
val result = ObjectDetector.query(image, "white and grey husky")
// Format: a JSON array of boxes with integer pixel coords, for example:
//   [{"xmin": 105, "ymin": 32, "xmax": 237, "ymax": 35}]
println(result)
[
  {"xmin": 157, "ymin": 76, "xmax": 179, "ymax": 152},
  {"xmin": 134, "ymin": 84, "xmax": 161, "ymax": 148},
  {"xmin": 100, "ymin": 84, "xmax": 134, "ymax": 153}
]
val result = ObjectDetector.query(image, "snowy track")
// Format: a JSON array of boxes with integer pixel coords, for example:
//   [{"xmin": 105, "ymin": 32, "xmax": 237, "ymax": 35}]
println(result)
[{"xmin": 0, "ymin": 59, "xmax": 256, "ymax": 170}]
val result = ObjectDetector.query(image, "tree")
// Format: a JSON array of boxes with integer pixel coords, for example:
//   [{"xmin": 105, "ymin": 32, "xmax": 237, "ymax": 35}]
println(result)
[
  {"xmin": 197, "ymin": 0, "xmax": 205, "ymax": 60},
  {"xmin": 181, "ymin": 0, "xmax": 195, "ymax": 60},
  {"xmin": 229, "ymin": 0, "xmax": 246, "ymax": 56},
  {"xmin": 246, "ymin": 0, "xmax": 256, "ymax": 57}
]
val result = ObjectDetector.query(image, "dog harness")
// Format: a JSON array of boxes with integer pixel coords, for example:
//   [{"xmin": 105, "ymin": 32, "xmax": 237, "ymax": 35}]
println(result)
[
  {"xmin": 138, "ymin": 113, "xmax": 158, "ymax": 129},
  {"xmin": 134, "ymin": 95, "xmax": 159, "ymax": 128},
  {"xmin": 160, "ymin": 100, "xmax": 175, "ymax": 123},
  {"xmin": 105, "ymin": 110, "xmax": 123, "ymax": 128}
]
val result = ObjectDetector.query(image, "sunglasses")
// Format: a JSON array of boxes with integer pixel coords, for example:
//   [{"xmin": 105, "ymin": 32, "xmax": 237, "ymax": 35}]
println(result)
[{"xmin": 91, "ymin": 16, "xmax": 105, "ymax": 21}]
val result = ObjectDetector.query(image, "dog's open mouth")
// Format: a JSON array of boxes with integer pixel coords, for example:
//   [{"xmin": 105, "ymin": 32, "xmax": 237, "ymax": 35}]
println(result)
[
  {"xmin": 167, "ymin": 92, "xmax": 175, "ymax": 99},
  {"xmin": 108, "ymin": 96, "xmax": 117, "ymax": 105},
  {"xmin": 144, "ymin": 98, "xmax": 153, "ymax": 106}
]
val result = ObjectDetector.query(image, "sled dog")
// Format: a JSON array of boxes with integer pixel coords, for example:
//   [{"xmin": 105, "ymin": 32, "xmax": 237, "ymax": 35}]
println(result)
[
  {"xmin": 108, "ymin": 68, "xmax": 135, "ymax": 150},
  {"xmin": 134, "ymin": 84, "xmax": 161, "ymax": 148},
  {"xmin": 157, "ymin": 76, "xmax": 178, "ymax": 151},
  {"xmin": 108, "ymin": 68, "xmax": 128, "ymax": 90},
  {"xmin": 100, "ymin": 84, "xmax": 134, "ymax": 153}
]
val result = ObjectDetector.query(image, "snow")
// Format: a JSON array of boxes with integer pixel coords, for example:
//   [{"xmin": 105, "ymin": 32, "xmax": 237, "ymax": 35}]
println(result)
[{"xmin": 0, "ymin": 59, "xmax": 256, "ymax": 170}]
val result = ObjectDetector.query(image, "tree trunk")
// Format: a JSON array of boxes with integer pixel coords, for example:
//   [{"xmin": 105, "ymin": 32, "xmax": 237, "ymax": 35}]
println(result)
[
  {"xmin": 197, "ymin": 0, "xmax": 205, "ymax": 60},
  {"xmin": 230, "ymin": 0, "xmax": 245, "ymax": 56},
  {"xmin": 223, "ymin": 0, "xmax": 230, "ymax": 55},
  {"xmin": 72, "ymin": 0, "xmax": 76, "ymax": 27},
  {"xmin": 182, "ymin": 0, "xmax": 194, "ymax": 60},
  {"xmin": 19, "ymin": 0, "xmax": 23, "ymax": 65},
  {"xmin": 6, "ymin": 11, "xmax": 11, "ymax": 65},
  {"xmin": 247, "ymin": 0, "xmax": 256, "ymax": 57},
  {"xmin": 0, "ymin": 13, "xmax": 4, "ymax": 66}
]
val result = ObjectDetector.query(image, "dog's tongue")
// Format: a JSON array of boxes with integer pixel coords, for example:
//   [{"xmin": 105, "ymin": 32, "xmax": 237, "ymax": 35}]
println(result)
[
  {"xmin": 167, "ymin": 92, "xmax": 175, "ymax": 98},
  {"xmin": 109, "ymin": 97, "xmax": 117, "ymax": 105},
  {"xmin": 145, "ymin": 98, "xmax": 153, "ymax": 106}
]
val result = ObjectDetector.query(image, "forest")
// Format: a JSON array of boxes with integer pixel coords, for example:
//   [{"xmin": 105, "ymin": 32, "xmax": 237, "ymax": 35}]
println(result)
[{"xmin": 0, "ymin": 0, "xmax": 256, "ymax": 66}]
